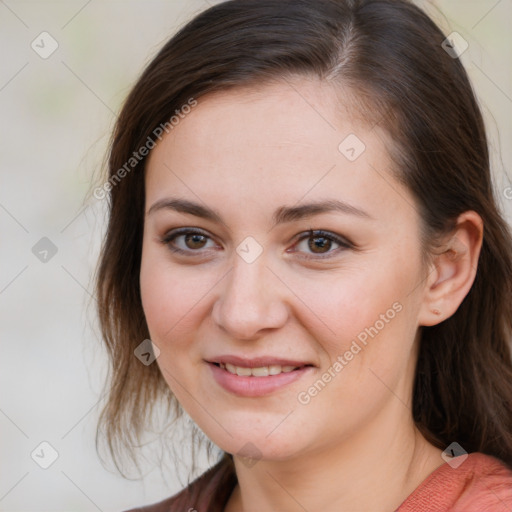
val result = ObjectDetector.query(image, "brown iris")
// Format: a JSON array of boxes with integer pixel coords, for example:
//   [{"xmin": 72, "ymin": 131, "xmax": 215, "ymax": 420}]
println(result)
[
  {"xmin": 185, "ymin": 233, "xmax": 208, "ymax": 249},
  {"xmin": 308, "ymin": 235, "xmax": 331, "ymax": 253}
]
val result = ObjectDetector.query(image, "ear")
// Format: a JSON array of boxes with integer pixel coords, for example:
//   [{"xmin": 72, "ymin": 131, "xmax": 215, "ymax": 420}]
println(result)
[{"xmin": 419, "ymin": 211, "xmax": 483, "ymax": 327}]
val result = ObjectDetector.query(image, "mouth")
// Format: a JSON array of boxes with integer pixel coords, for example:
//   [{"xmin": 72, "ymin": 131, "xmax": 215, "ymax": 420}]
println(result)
[
  {"xmin": 206, "ymin": 356, "xmax": 315, "ymax": 397},
  {"xmin": 211, "ymin": 361, "xmax": 312, "ymax": 377}
]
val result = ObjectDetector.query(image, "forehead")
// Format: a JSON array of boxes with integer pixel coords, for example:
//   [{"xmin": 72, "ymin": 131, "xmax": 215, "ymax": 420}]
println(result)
[
  {"xmin": 152, "ymin": 79, "xmax": 368, "ymax": 168},
  {"xmin": 144, "ymin": 78, "xmax": 411, "ymax": 224}
]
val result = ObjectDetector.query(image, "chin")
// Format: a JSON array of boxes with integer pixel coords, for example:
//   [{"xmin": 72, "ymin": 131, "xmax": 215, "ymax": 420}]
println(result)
[{"xmin": 212, "ymin": 425, "xmax": 307, "ymax": 463}]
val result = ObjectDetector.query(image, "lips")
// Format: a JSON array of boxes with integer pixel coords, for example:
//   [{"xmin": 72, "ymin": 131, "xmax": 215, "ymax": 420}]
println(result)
[
  {"xmin": 207, "ymin": 355, "xmax": 312, "ymax": 369},
  {"xmin": 219, "ymin": 362, "xmax": 300, "ymax": 377},
  {"xmin": 206, "ymin": 355, "xmax": 315, "ymax": 397}
]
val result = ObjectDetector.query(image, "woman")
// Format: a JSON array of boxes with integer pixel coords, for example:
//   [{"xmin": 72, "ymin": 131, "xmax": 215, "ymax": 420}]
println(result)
[{"xmin": 94, "ymin": 0, "xmax": 512, "ymax": 510}]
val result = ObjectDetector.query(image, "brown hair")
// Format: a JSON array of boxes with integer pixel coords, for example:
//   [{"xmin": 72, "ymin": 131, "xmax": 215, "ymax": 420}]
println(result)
[{"xmin": 95, "ymin": 0, "xmax": 512, "ymax": 477}]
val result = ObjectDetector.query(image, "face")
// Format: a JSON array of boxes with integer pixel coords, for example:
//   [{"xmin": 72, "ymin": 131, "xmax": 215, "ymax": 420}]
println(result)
[{"xmin": 140, "ymin": 78, "xmax": 428, "ymax": 462}]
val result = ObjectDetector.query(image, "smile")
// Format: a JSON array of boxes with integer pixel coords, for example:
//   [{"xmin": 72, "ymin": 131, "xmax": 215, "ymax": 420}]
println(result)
[
  {"xmin": 208, "ymin": 359, "xmax": 315, "ymax": 397},
  {"xmin": 218, "ymin": 362, "xmax": 302, "ymax": 377}
]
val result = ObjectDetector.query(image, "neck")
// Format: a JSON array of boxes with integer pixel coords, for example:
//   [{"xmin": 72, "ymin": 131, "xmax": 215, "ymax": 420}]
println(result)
[{"xmin": 225, "ymin": 401, "xmax": 443, "ymax": 512}]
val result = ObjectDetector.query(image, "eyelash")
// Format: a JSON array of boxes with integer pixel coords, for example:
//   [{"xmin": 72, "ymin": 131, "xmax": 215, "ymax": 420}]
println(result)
[
  {"xmin": 160, "ymin": 228, "xmax": 353, "ymax": 260},
  {"xmin": 290, "ymin": 229, "xmax": 353, "ymax": 258}
]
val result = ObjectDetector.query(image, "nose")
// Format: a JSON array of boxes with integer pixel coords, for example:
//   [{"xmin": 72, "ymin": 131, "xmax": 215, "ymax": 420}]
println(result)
[{"xmin": 211, "ymin": 256, "xmax": 289, "ymax": 340}]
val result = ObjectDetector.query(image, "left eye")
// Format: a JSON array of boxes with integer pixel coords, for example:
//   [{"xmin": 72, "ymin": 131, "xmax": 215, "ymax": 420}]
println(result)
[
  {"xmin": 291, "ymin": 230, "xmax": 351, "ymax": 257},
  {"xmin": 162, "ymin": 229, "xmax": 218, "ymax": 254}
]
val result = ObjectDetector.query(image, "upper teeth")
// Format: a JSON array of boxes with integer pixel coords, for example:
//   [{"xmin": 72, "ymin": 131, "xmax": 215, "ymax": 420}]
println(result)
[{"xmin": 220, "ymin": 362, "xmax": 299, "ymax": 377}]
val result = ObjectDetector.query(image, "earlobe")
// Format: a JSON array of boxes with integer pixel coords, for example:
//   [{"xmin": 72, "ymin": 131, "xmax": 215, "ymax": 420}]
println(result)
[{"xmin": 419, "ymin": 211, "xmax": 483, "ymax": 327}]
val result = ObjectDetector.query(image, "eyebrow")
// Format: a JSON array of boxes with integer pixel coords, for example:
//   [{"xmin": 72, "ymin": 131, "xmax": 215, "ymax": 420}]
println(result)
[{"xmin": 147, "ymin": 197, "xmax": 373, "ymax": 226}]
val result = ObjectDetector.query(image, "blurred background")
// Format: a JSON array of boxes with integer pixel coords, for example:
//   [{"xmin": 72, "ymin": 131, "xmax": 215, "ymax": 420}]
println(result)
[{"xmin": 1, "ymin": 0, "xmax": 511, "ymax": 510}]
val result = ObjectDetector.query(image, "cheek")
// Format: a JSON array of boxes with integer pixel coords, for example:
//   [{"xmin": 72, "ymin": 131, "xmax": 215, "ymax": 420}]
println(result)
[
  {"xmin": 140, "ymin": 246, "xmax": 187, "ymax": 340},
  {"xmin": 139, "ymin": 245, "xmax": 217, "ymax": 347},
  {"xmin": 140, "ymin": 261, "xmax": 169, "ymax": 337},
  {"xmin": 291, "ymin": 257, "xmax": 412, "ymax": 340},
  {"xmin": 139, "ymin": 248, "xmax": 205, "ymax": 397},
  {"xmin": 287, "ymin": 250, "xmax": 421, "ymax": 390}
]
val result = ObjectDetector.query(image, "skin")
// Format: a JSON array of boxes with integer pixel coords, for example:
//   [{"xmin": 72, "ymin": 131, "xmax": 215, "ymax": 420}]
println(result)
[{"xmin": 140, "ymin": 78, "xmax": 483, "ymax": 511}]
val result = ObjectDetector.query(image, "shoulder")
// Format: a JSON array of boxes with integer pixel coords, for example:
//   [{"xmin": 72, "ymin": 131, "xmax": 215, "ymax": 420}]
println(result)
[
  {"xmin": 122, "ymin": 456, "xmax": 237, "ymax": 512},
  {"xmin": 398, "ymin": 452, "xmax": 512, "ymax": 512}
]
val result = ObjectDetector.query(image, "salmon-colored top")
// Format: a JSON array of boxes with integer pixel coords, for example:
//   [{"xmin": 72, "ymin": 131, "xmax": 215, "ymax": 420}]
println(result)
[
  {"xmin": 125, "ymin": 452, "xmax": 512, "ymax": 512},
  {"xmin": 396, "ymin": 452, "xmax": 512, "ymax": 512}
]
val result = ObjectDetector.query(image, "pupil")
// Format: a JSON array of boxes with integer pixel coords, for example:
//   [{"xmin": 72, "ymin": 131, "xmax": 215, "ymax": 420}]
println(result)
[
  {"xmin": 308, "ymin": 236, "xmax": 330, "ymax": 253},
  {"xmin": 186, "ymin": 233, "xmax": 206, "ymax": 249}
]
